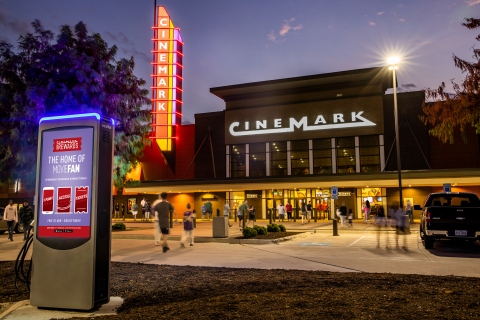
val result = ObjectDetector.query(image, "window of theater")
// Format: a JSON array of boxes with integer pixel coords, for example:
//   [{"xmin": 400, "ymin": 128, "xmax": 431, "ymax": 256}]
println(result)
[
  {"xmin": 359, "ymin": 135, "xmax": 380, "ymax": 172},
  {"xmin": 270, "ymin": 141, "xmax": 287, "ymax": 176},
  {"xmin": 230, "ymin": 144, "xmax": 246, "ymax": 178},
  {"xmin": 249, "ymin": 143, "xmax": 266, "ymax": 177},
  {"xmin": 336, "ymin": 137, "xmax": 355, "ymax": 173},
  {"xmin": 291, "ymin": 140, "xmax": 309, "ymax": 175},
  {"xmin": 313, "ymin": 138, "xmax": 332, "ymax": 174}
]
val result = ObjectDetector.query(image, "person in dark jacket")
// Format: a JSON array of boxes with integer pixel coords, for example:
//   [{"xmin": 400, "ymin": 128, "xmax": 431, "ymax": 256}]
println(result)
[
  {"xmin": 339, "ymin": 201, "xmax": 347, "ymax": 228},
  {"xmin": 18, "ymin": 200, "xmax": 34, "ymax": 240},
  {"xmin": 114, "ymin": 203, "xmax": 120, "ymax": 220},
  {"xmin": 121, "ymin": 203, "xmax": 125, "ymax": 221}
]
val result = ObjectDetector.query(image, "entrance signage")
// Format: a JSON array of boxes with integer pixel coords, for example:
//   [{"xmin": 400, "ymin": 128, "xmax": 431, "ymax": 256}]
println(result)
[
  {"xmin": 229, "ymin": 111, "xmax": 375, "ymax": 136},
  {"xmin": 150, "ymin": 6, "xmax": 183, "ymax": 152},
  {"xmin": 443, "ymin": 183, "xmax": 451, "ymax": 193},
  {"xmin": 224, "ymin": 96, "xmax": 384, "ymax": 144}
]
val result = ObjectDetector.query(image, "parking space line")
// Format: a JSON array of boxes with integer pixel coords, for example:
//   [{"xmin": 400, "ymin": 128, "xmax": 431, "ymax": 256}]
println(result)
[{"xmin": 347, "ymin": 236, "xmax": 365, "ymax": 247}]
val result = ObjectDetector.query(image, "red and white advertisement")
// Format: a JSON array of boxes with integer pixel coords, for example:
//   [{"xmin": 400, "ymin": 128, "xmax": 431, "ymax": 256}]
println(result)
[
  {"xmin": 74, "ymin": 186, "xmax": 89, "ymax": 213},
  {"xmin": 56, "ymin": 187, "xmax": 72, "ymax": 213},
  {"xmin": 42, "ymin": 187, "xmax": 54, "ymax": 214},
  {"xmin": 53, "ymin": 137, "xmax": 82, "ymax": 152}
]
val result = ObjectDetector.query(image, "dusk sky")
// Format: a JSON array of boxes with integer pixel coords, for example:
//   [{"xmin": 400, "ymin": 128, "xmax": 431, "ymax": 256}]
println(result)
[{"xmin": 1, "ymin": 0, "xmax": 479, "ymax": 123}]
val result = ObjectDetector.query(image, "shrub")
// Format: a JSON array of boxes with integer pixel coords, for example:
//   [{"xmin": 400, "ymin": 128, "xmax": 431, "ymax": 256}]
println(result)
[
  {"xmin": 242, "ymin": 227, "xmax": 258, "ymax": 238},
  {"xmin": 278, "ymin": 224, "xmax": 286, "ymax": 232},
  {"xmin": 267, "ymin": 223, "xmax": 281, "ymax": 232},
  {"xmin": 112, "ymin": 222, "xmax": 126, "ymax": 231},
  {"xmin": 253, "ymin": 225, "xmax": 268, "ymax": 235}
]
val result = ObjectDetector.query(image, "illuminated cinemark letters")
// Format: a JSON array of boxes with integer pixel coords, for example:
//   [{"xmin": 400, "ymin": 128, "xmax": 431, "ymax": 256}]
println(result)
[
  {"xmin": 228, "ymin": 112, "xmax": 376, "ymax": 136},
  {"xmin": 150, "ymin": 6, "xmax": 183, "ymax": 151}
]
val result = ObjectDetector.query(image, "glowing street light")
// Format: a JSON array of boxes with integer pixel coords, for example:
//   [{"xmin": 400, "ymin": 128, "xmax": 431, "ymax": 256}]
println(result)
[{"xmin": 388, "ymin": 56, "xmax": 403, "ymax": 210}]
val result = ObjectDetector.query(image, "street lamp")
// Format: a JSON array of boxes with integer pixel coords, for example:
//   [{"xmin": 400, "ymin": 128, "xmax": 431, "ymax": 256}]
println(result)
[{"xmin": 388, "ymin": 57, "xmax": 403, "ymax": 210}]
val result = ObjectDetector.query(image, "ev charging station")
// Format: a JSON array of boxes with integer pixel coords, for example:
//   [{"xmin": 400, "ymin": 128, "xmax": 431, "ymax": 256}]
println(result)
[{"xmin": 31, "ymin": 113, "xmax": 114, "ymax": 310}]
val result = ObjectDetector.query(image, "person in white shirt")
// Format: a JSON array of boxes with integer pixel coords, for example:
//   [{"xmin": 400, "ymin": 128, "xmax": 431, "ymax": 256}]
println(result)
[
  {"xmin": 4, "ymin": 200, "xmax": 18, "ymax": 241},
  {"xmin": 277, "ymin": 203, "xmax": 286, "ymax": 222},
  {"xmin": 223, "ymin": 201, "xmax": 232, "ymax": 227}
]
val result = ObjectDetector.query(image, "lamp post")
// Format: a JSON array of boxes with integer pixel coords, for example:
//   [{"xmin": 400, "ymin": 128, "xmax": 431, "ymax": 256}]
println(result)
[{"xmin": 388, "ymin": 57, "xmax": 403, "ymax": 210}]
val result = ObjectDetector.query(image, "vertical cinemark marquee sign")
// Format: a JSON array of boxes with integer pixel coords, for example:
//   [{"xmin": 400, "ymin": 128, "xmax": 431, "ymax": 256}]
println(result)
[{"xmin": 151, "ymin": 6, "xmax": 183, "ymax": 152}]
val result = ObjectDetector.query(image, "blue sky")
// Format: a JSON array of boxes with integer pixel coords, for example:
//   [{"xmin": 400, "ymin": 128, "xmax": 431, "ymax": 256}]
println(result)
[{"xmin": 1, "ymin": 0, "xmax": 479, "ymax": 123}]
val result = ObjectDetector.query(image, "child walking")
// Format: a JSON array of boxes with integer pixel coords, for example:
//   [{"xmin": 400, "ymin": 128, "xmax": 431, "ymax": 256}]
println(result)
[{"xmin": 181, "ymin": 203, "xmax": 195, "ymax": 248}]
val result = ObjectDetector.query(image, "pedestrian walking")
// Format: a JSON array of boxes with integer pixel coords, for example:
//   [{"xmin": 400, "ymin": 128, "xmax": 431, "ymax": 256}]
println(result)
[
  {"xmin": 152, "ymin": 192, "xmax": 176, "ymax": 253},
  {"xmin": 347, "ymin": 209, "xmax": 353, "ymax": 228},
  {"xmin": 365, "ymin": 200, "xmax": 371, "ymax": 221},
  {"xmin": 237, "ymin": 200, "xmax": 248, "ymax": 230},
  {"xmin": 132, "ymin": 202, "xmax": 138, "ymax": 221},
  {"xmin": 277, "ymin": 203, "xmax": 286, "ymax": 222},
  {"xmin": 301, "ymin": 202, "xmax": 307, "ymax": 225},
  {"xmin": 180, "ymin": 203, "xmax": 195, "ymax": 248},
  {"xmin": 339, "ymin": 201, "xmax": 347, "ymax": 228},
  {"xmin": 405, "ymin": 200, "xmax": 413, "ymax": 223},
  {"xmin": 204, "ymin": 200, "xmax": 212, "ymax": 221},
  {"xmin": 144, "ymin": 200, "xmax": 151, "ymax": 222},
  {"xmin": 201, "ymin": 204, "xmax": 207, "ymax": 221},
  {"xmin": 18, "ymin": 200, "xmax": 33, "ymax": 240},
  {"xmin": 114, "ymin": 202, "xmax": 120, "ymax": 220},
  {"xmin": 306, "ymin": 201, "xmax": 312, "ymax": 223},
  {"xmin": 4, "ymin": 200, "xmax": 17, "ymax": 241},
  {"xmin": 121, "ymin": 203, "xmax": 125, "ymax": 221},
  {"xmin": 375, "ymin": 205, "xmax": 386, "ymax": 247},
  {"xmin": 246, "ymin": 205, "xmax": 256, "ymax": 227},
  {"xmin": 140, "ymin": 197, "xmax": 147, "ymax": 221},
  {"xmin": 223, "ymin": 201, "xmax": 232, "ymax": 227},
  {"xmin": 285, "ymin": 202, "xmax": 292, "ymax": 221}
]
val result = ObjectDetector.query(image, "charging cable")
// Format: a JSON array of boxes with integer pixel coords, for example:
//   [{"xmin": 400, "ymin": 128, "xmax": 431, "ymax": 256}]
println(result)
[{"xmin": 14, "ymin": 221, "xmax": 34, "ymax": 293}]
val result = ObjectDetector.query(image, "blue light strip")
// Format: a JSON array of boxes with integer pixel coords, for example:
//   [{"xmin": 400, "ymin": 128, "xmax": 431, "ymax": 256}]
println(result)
[{"xmin": 39, "ymin": 113, "xmax": 101, "ymax": 124}]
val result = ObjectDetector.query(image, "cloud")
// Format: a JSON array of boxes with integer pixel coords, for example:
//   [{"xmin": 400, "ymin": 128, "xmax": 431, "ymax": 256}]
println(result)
[
  {"xmin": 328, "ymin": 25, "xmax": 334, "ymax": 29},
  {"xmin": 121, "ymin": 47, "xmax": 150, "ymax": 63},
  {"xmin": 267, "ymin": 18, "xmax": 302, "ymax": 43},
  {"xmin": 466, "ymin": 0, "xmax": 480, "ymax": 5},
  {"xmin": 369, "ymin": 21, "xmax": 376, "ymax": 26},
  {"xmin": 0, "ymin": 10, "xmax": 31, "ymax": 35},
  {"xmin": 377, "ymin": 12, "xmax": 384, "ymax": 15},
  {"xmin": 104, "ymin": 31, "xmax": 135, "ymax": 47},
  {"xmin": 399, "ymin": 18, "xmax": 406, "ymax": 22},
  {"xmin": 398, "ymin": 3, "xmax": 404, "ymax": 7}
]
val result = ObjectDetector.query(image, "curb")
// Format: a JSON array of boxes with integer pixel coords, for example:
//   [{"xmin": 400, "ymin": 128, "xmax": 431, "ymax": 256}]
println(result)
[{"xmin": 0, "ymin": 300, "xmax": 27, "ymax": 320}]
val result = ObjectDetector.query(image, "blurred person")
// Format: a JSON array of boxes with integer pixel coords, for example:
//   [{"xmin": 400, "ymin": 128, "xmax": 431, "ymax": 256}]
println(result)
[
  {"xmin": 151, "ymin": 202, "xmax": 161, "ymax": 246},
  {"xmin": 144, "ymin": 200, "xmax": 151, "ymax": 222},
  {"xmin": 152, "ymin": 192, "xmax": 176, "ymax": 253},
  {"xmin": 246, "ymin": 205, "xmax": 256, "ymax": 227},
  {"xmin": 114, "ymin": 202, "xmax": 120, "ymax": 220},
  {"xmin": 339, "ymin": 201, "xmax": 347, "ymax": 228},
  {"xmin": 121, "ymin": 203, "xmax": 125, "ymax": 221},
  {"xmin": 365, "ymin": 200, "xmax": 371, "ymax": 221},
  {"xmin": 140, "ymin": 197, "xmax": 147, "ymax": 221},
  {"xmin": 4, "ymin": 200, "xmax": 17, "ymax": 241},
  {"xmin": 180, "ymin": 203, "xmax": 195, "ymax": 248},
  {"xmin": 285, "ymin": 202, "xmax": 292, "ymax": 221},
  {"xmin": 204, "ymin": 200, "xmax": 212, "ymax": 221},
  {"xmin": 277, "ymin": 203, "xmax": 286, "ymax": 222},
  {"xmin": 223, "ymin": 200, "xmax": 232, "ymax": 227},
  {"xmin": 405, "ymin": 199, "xmax": 413, "ymax": 223},
  {"xmin": 201, "ymin": 203, "xmax": 207, "ymax": 221},
  {"xmin": 237, "ymin": 200, "xmax": 248, "ymax": 230},
  {"xmin": 347, "ymin": 209, "xmax": 353, "ymax": 228},
  {"xmin": 132, "ymin": 202, "xmax": 138, "ymax": 221},
  {"xmin": 375, "ymin": 205, "xmax": 386, "ymax": 247},
  {"xmin": 18, "ymin": 200, "xmax": 33, "ymax": 240},
  {"xmin": 306, "ymin": 201, "xmax": 312, "ymax": 223},
  {"xmin": 301, "ymin": 202, "xmax": 307, "ymax": 225}
]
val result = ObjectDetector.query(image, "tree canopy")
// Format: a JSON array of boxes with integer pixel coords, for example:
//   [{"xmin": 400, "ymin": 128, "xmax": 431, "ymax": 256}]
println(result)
[
  {"xmin": 0, "ymin": 20, "xmax": 151, "ymax": 189},
  {"xmin": 421, "ymin": 18, "xmax": 480, "ymax": 143}
]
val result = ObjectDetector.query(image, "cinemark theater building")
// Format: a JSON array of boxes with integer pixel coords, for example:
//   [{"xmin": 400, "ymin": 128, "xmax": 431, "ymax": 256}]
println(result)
[
  {"xmin": 113, "ymin": 7, "xmax": 480, "ymax": 221},
  {"xmin": 116, "ymin": 65, "xmax": 480, "ymax": 221}
]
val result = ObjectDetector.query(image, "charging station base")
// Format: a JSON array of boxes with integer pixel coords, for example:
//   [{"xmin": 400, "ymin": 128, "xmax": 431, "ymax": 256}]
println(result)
[{"xmin": 0, "ymin": 297, "xmax": 123, "ymax": 320}]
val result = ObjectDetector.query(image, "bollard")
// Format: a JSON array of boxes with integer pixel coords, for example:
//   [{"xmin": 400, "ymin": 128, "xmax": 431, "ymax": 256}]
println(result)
[
  {"xmin": 235, "ymin": 209, "xmax": 237, "ymax": 222},
  {"xmin": 193, "ymin": 209, "xmax": 196, "ymax": 228},
  {"xmin": 217, "ymin": 208, "xmax": 220, "ymax": 217},
  {"xmin": 314, "ymin": 208, "xmax": 317, "ymax": 222},
  {"xmin": 269, "ymin": 208, "xmax": 272, "ymax": 224},
  {"xmin": 273, "ymin": 207, "xmax": 276, "ymax": 222},
  {"xmin": 293, "ymin": 206, "xmax": 297, "ymax": 222},
  {"xmin": 170, "ymin": 210, "xmax": 173, "ymax": 228},
  {"xmin": 333, "ymin": 218, "xmax": 339, "ymax": 236},
  {"xmin": 242, "ymin": 209, "xmax": 247, "ymax": 230}
]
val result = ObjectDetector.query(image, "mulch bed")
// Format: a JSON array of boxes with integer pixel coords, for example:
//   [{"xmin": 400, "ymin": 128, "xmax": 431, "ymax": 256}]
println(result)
[
  {"xmin": 1, "ymin": 261, "xmax": 480, "ymax": 319},
  {"xmin": 235, "ymin": 232, "xmax": 302, "ymax": 239}
]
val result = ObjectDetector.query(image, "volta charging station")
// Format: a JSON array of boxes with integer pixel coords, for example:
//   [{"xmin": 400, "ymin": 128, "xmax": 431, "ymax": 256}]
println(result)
[{"xmin": 30, "ymin": 113, "xmax": 114, "ymax": 310}]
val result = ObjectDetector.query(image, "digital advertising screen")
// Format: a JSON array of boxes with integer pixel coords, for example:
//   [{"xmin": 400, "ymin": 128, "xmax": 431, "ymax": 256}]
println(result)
[{"xmin": 38, "ymin": 127, "xmax": 93, "ymax": 238}]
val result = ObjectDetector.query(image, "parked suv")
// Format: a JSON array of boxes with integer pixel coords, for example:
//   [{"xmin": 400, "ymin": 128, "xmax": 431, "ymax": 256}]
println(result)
[
  {"xmin": 0, "ymin": 207, "xmax": 24, "ymax": 234},
  {"xmin": 418, "ymin": 192, "xmax": 480, "ymax": 249}
]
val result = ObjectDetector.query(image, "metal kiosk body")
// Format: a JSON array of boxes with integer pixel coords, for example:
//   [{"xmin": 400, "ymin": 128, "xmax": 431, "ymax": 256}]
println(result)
[{"xmin": 30, "ymin": 113, "xmax": 114, "ymax": 310}]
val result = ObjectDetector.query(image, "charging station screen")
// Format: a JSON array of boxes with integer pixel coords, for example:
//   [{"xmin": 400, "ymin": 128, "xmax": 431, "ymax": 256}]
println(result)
[{"xmin": 38, "ymin": 127, "xmax": 93, "ymax": 238}]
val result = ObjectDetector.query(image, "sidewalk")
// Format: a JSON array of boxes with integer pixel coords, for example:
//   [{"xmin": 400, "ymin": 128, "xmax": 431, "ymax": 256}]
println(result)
[{"xmin": 111, "ymin": 218, "xmax": 420, "ymax": 242}]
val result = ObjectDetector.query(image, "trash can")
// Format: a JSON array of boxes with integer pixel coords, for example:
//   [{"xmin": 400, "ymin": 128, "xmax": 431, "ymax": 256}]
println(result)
[{"xmin": 212, "ymin": 216, "xmax": 229, "ymax": 238}]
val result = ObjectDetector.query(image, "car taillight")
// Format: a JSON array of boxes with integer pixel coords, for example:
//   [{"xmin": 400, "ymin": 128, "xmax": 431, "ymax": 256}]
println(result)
[{"xmin": 426, "ymin": 210, "xmax": 431, "ymax": 223}]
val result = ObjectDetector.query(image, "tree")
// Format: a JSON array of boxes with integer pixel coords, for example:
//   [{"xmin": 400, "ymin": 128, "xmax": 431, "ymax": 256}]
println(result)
[
  {"xmin": 0, "ymin": 20, "xmax": 151, "ymax": 190},
  {"xmin": 420, "ymin": 18, "xmax": 480, "ymax": 143}
]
